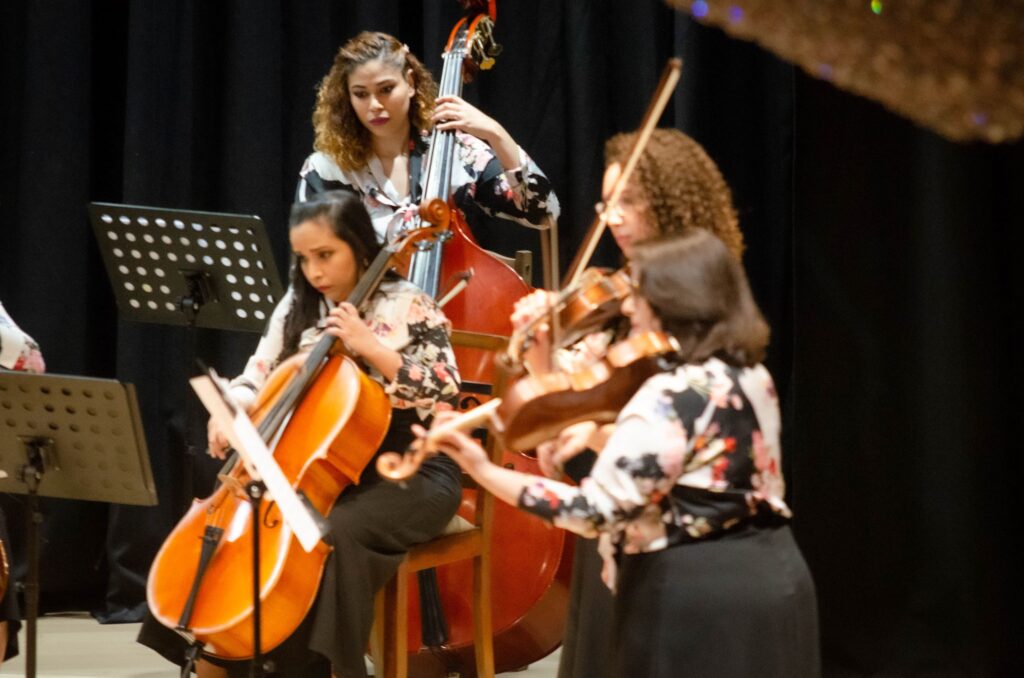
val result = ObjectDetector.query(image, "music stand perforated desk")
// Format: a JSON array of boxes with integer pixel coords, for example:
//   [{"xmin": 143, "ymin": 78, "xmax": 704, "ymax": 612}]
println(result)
[
  {"xmin": 88, "ymin": 202, "xmax": 284, "ymax": 332},
  {"xmin": 0, "ymin": 371, "xmax": 156, "ymax": 678},
  {"xmin": 87, "ymin": 202, "xmax": 285, "ymax": 512}
]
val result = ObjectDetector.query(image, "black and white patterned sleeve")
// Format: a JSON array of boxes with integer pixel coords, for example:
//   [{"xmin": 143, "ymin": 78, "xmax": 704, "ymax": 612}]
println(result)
[
  {"xmin": 0, "ymin": 302, "xmax": 44, "ymax": 372},
  {"xmin": 514, "ymin": 379, "xmax": 686, "ymax": 537},
  {"xmin": 384, "ymin": 291, "xmax": 461, "ymax": 415},
  {"xmin": 452, "ymin": 134, "xmax": 560, "ymax": 230},
  {"xmin": 296, "ymin": 152, "xmax": 358, "ymax": 202}
]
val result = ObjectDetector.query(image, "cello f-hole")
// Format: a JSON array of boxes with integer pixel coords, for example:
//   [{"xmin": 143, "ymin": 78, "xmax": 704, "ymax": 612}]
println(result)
[{"xmin": 262, "ymin": 501, "xmax": 280, "ymax": 530}]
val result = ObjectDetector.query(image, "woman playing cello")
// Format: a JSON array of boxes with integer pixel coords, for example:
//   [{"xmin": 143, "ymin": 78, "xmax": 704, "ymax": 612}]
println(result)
[
  {"xmin": 296, "ymin": 31, "xmax": 558, "ymax": 242},
  {"xmin": 423, "ymin": 229, "xmax": 821, "ymax": 678},
  {"xmin": 138, "ymin": 190, "xmax": 463, "ymax": 678}
]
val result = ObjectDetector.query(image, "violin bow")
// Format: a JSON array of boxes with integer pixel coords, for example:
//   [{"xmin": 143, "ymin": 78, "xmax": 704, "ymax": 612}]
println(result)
[{"xmin": 562, "ymin": 57, "xmax": 683, "ymax": 289}]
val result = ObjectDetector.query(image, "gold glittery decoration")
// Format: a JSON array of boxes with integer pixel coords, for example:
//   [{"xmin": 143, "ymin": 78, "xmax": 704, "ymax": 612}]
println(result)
[{"xmin": 665, "ymin": 0, "xmax": 1024, "ymax": 143}]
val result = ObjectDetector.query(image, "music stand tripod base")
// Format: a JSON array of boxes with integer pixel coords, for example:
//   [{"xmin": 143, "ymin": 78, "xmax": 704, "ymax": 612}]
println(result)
[{"xmin": 0, "ymin": 371, "xmax": 157, "ymax": 678}]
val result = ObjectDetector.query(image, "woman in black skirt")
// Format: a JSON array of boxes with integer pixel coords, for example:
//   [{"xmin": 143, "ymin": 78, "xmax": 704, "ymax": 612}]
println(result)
[
  {"xmin": 511, "ymin": 128, "xmax": 749, "ymax": 678},
  {"xmin": 137, "ymin": 190, "xmax": 462, "ymax": 678},
  {"xmin": 425, "ymin": 229, "xmax": 820, "ymax": 678}
]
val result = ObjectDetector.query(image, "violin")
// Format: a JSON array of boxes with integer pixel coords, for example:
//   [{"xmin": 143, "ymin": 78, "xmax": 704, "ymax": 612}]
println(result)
[
  {"xmin": 498, "ymin": 331, "xmax": 681, "ymax": 451},
  {"xmin": 554, "ymin": 268, "xmax": 632, "ymax": 346},
  {"xmin": 377, "ymin": 330, "xmax": 681, "ymax": 479},
  {"xmin": 506, "ymin": 267, "xmax": 632, "ymax": 363}
]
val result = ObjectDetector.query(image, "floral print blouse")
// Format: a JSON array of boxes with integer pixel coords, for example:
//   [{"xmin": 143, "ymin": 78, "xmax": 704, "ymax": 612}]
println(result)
[
  {"xmin": 0, "ymin": 302, "xmax": 45, "ymax": 373},
  {"xmin": 296, "ymin": 132, "xmax": 559, "ymax": 243},
  {"xmin": 229, "ymin": 279, "xmax": 460, "ymax": 420},
  {"xmin": 517, "ymin": 357, "xmax": 791, "ymax": 561}
]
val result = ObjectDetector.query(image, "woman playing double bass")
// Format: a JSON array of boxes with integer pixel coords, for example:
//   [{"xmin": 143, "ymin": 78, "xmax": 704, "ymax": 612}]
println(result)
[
  {"xmin": 296, "ymin": 31, "xmax": 558, "ymax": 241},
  {"xmin": 138, "ymin": 190, "xmax": 463, "ymax": 678},
  {"xmin": 297, "ymin": 28, "xmax": 574, "ymax": 676},
  {"xmin": 423, "ymin": 230, "xmax": 821, "ymax": 678}
]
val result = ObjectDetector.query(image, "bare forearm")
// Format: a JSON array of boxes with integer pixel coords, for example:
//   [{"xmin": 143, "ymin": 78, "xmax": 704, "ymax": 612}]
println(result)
[
  {"xmin": 483, "ymin": 124, "xmax": 521, "ymax": 173},
  {"xmin": 361, "ymin": 343, "xmax": 403, "ymax": 382}
]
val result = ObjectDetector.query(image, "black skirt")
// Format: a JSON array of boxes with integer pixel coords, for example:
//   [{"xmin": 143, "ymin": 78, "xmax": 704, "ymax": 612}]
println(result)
[
  {"xmin": 137, "ymin": 409, "xmax": 462, "ymax": 678},
  {"xmin": 613, "ymin": 524, "xmax": 820, "ymax": 678},
  {"xmin": 557, "ymin": 537, "xmax": 615, "ymax": 678},
  {"xmin": 558, "ymin": 450, "xmax": 614, "ymax": 678}
]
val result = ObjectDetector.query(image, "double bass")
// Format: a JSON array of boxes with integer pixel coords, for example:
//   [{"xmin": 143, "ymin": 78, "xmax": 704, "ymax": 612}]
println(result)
[{"xmin": 400, "ymin": 1, "xmax": 573, "ymax": 675}]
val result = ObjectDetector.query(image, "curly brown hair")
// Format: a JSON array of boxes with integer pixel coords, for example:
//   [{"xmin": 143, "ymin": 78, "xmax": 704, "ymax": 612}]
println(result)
[
  {"xmin": 312, "ymin": 32, "xmax": 438, "ymax": 172},
  {"xmin": 605, "ymin": 128, "xmax": 744, "ymax": 259}
]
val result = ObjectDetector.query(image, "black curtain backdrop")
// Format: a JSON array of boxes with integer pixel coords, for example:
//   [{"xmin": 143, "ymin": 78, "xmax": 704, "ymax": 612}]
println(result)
[{"xmin": 1, "ymin": 1, "xmax": 1020, "ymax": 675}]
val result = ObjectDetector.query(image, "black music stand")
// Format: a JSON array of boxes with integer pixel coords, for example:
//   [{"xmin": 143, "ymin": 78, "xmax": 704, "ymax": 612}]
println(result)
[
  {"xmin": 87, "ymin": 202, "xmax": 284, "ymax": 510},
  {"xmin": 0, "ymin": 371, "xmax": 157, "ymax": 678}
]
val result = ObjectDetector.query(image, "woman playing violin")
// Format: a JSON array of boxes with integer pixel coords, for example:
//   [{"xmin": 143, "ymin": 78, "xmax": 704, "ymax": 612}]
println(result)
[
  {"xmin": 138, "ymin": 191, "xmax": 463, "ymax": 678},
  {"xmin": 424, "ymin": 230, "xmax": 820, "ymax": 678},
  {"xmin": 511, "ymin": 128, "xmax": 748, "ymax": 678},
  {"xmin": 296, "ymin": 31, "xmax": 559, "ymax": 242},
  {"xmin": 514, "ymin": 127, "xmax": 745, "ymax": 385}
]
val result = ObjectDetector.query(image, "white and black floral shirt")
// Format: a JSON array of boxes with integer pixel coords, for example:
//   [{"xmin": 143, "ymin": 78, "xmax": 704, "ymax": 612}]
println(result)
[
  {"xmin": 296, "ymin": 132, "xmax": 559, "ymax": 243},
  {"xmin": 517, "ymin": 357, "xmax": 791, "ymax": 559},
  {"xmin": 0, "ymin": 302, "xmax": 44, "ymax": 373},
  {"xmin": 229, "ymin": 279, "xmax": 460, "ymax": 420}
]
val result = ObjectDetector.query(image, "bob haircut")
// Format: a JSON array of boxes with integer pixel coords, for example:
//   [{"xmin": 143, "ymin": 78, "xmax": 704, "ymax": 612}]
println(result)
[
  {"xmin": 279, "ymin": 190, "xmax": 382, "ymax": 361},
  {"xmin": 632, "ymin": 230, "xmax": 769, "ymax": 367}
]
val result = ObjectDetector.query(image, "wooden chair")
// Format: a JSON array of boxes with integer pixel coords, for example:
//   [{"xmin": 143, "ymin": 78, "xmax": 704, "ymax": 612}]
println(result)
[
  {"xmin": 371, "ymin": 331, "xmax": 509, "ymax": 678},
  {"xmin": 370, "ymin": 470, "xmax": 496, "ymax": 678}
]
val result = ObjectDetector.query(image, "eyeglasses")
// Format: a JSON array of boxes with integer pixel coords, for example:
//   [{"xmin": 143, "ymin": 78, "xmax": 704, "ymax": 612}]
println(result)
[{"xmin": 594, "ymin": 196, "xmax": 645, "ymax": 218}]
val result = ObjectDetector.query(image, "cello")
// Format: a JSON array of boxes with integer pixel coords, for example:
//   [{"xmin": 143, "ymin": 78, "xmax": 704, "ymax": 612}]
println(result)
[
  {"xmin": 145, "ymin": 221, "xmax": 442, "ymax": 659},
  {"xmin": 400, "ymin": 1, "xmax": 574, "ymax": 675}
]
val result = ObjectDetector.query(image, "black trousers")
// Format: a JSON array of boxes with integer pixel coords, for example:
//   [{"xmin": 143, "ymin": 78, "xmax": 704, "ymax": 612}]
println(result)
[{"xmin": 138, "ymin": 410, "xmax": 461, "ymax": 678}]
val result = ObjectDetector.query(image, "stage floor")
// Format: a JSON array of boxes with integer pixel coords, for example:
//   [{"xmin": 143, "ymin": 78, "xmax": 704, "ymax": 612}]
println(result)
[{"xmin": 0, "ymin": 614, "xmax": 560, "ymax": 677}]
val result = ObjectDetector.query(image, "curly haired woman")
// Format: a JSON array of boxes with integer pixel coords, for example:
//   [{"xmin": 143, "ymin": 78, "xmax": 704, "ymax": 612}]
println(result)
[
  {"xmin": 602, "ymin": 127, "xmax": 744, "ymax": 260},
  {"xmin": 511, "ymin": 128, "xmax": 751, "ymax": 678},
  {"xmin": 296, "ymin": 31, "xmax": 559, "ymax": 242}
]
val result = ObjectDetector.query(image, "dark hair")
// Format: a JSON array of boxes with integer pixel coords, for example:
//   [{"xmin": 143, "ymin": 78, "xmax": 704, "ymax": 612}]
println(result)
[
  {"xmin": 279, "ymin": 191, "xmax": 382, "ymax": 361},
  {"xmin": 632, "ymin": 230, "xmax": 769, "ymax": 366},
  {"xmin": 313, "ymin": 31, "xmax": 437, "ymax": 172},
  {"xmin": 605, "ymin": 128, "xmax": 744, "ymax": 259}
]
